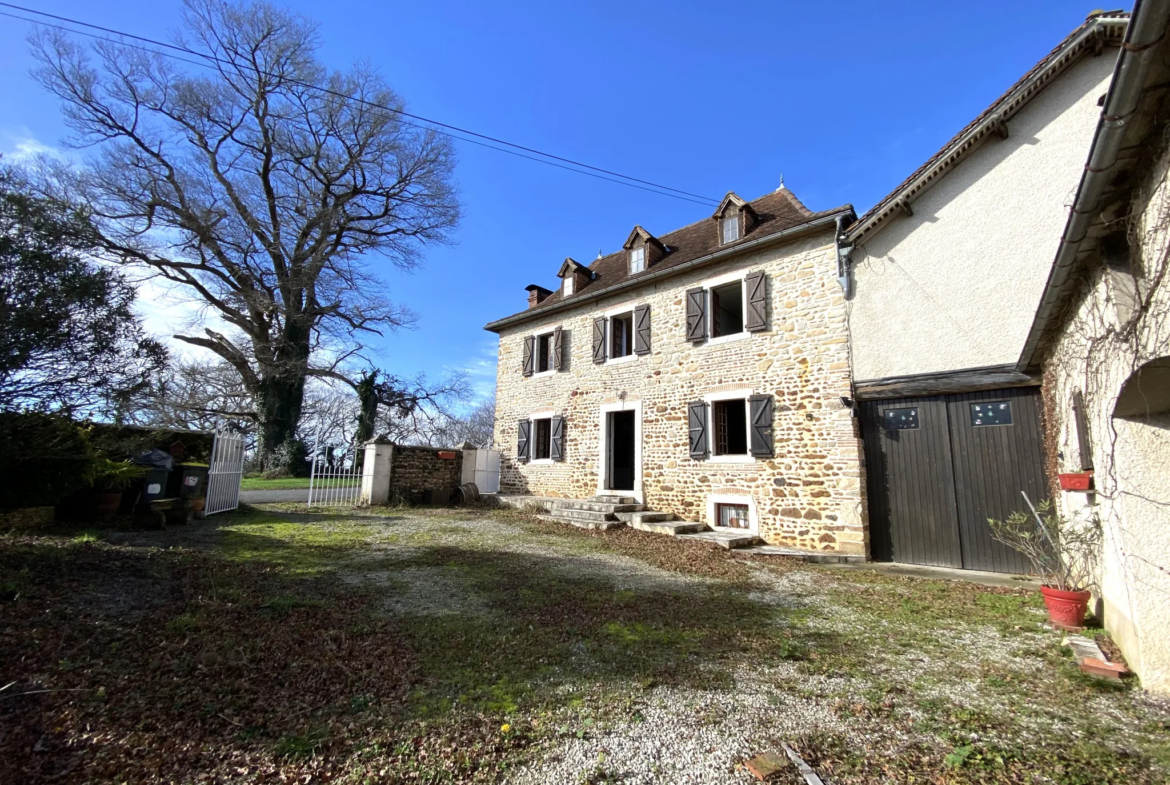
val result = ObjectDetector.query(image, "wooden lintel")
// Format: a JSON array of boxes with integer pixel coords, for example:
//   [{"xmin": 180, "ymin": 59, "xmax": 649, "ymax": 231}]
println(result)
[{"xmin": 854, "ymin": 364, "xmax": 1039, "ymax": 401}]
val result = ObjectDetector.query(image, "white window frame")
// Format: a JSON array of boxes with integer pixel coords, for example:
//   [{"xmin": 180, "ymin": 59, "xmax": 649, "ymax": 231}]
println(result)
[
  {"xmin": 528, "ymin": 409, "xmax": 557, "ymax": 465},
  {"xmin": 563, "ymin": 275, "xmax": 575, "ymax": 296},
  {"xmin": 700, "ymin": 270, "xmax": 751, "ymax": 347},
  {"xmin": 530, "ymin": 327, "xmax": 561, "ymax": 378},
  {"xmin": 602, "ymin": 304, "xmax": 640, "ymax": 365},
  {"xmin": 702, "ymin": 388, "xmax": 755, "ymax": 464},
  {"xmin": 629, "ymin": 245, "xmax": 646, "ymax": 275},
  {"xmin": 707, "ymin": 493, "xmax": 759, "ymax": 535},
  {"xmin": 721, "ymin": 214, "xmax": 740, "ymax": 244},
  {"xmin": 596, "ymin": 399, "xmax": 643, "ymax": 502}
]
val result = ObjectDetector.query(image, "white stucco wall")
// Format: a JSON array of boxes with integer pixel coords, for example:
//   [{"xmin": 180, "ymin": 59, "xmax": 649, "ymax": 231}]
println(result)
[
  {"xmin": 850, "ymin": 52, "xmax": 1117, "ymax": 381},
  {"xmin": 1045, "ymin": 120, "xmax": 1170, "ymax": 695}
]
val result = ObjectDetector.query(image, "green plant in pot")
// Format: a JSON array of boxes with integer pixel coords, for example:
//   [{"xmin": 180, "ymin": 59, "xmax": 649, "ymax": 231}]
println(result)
[
  {"xmin": 988, "ymin": 496, "xmax": 1102, "ymax": 628},
  {"xmin": 89, "ymin": 458, "xmax": 145, "ymax": 519}
]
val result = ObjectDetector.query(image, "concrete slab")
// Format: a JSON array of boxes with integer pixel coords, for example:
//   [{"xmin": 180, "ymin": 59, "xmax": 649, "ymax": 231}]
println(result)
[
  {"xmin": 676, "ymin": 530, "xmax": 762, "ymax": 549},
  {"xmin": 739, "ymin": 544, "xmax": 866, "ymax": 564},
  {"xmin": 821, "ymin": 561, "xmax": 1042, "ymax": 589},
  {"xmin": 629, "ymin": 519, "xmax": 706, "ymax": 536}
]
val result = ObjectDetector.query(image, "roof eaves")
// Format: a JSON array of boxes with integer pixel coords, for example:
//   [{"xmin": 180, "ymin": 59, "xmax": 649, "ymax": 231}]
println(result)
[
  {"xmin": 845, "ymin": 13, "xmax": 1129, "ymax": 245},
  {"xmin": 484, "ymin": 208, "xmax": 853, "ymax": 333}
]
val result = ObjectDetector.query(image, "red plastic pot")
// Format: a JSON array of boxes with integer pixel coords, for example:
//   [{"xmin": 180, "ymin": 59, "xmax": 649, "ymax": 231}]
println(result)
[
  {"xmin": 1058, "ymin": 472, "xmax": 1093, "ymax": 491},
  {"xmin": 1040, "ymin": 585, "xmax": 1092, "ymax": 628}
]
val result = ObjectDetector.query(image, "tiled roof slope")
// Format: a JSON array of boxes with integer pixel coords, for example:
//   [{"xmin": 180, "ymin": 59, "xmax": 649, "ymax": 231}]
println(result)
[
  {"xmin": 486, "ymin": 188, "xmax": 849, "ymax": 330},
  {"xmin": 845, "ymin": 10, "xmax": 1130, "ymax": 243}
]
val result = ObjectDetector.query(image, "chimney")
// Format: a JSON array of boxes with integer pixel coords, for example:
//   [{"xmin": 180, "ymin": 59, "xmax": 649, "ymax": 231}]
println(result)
[{"xmin": 525, "ymin": 284, "xmax": 553, "ymax": 309}]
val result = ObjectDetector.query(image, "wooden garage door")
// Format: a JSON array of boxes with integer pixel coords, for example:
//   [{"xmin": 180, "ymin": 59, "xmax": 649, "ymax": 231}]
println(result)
[{"xmin": 861, "ymin": 387, "xmax": 1048, "ymax": 574}]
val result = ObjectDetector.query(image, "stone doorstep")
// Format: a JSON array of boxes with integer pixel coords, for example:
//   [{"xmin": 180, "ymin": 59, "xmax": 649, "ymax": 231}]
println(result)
[
  {"xmin": 548, "ymin": 507, "xmax": 623, "ymax": 523},
  {"xmin": 592, "ymin": 494, "xmax": 638, "ymax": 504},
  {"xmin": 613, "ymin": 511, "xmax": 674, "ymax": 524},
  {"xmin": 739, "ymin": 544, "xmax": 867, "ymax": 564},
  {"xmin": 675, "ymin": 530, "xmax": 764, "ymax": 550},
  {"xmin": 538, "ymin": 515, "xmax": 624, "ymax": 531},
  {"xmin": 630, "ymin": 519, "xmax": 707, "ymax": 536},
  {"xmin": 550, "ymin": 500, "xmax": 643, "ymax": 514}
]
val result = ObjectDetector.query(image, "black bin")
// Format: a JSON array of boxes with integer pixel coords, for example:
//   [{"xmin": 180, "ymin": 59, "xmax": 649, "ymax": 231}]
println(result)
[
  {"xmin": 168, "ymin": 463, "xmax": 209, "ymax": 499},
  {"xmin": 132, "ymin": 449, "xmax": 175, "ymax": 504}
]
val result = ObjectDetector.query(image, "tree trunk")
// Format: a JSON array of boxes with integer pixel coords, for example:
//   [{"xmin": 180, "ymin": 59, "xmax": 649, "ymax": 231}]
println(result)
[{"xmin": 255, "ymin": 326, "xmax": 312, "ymax": 476}]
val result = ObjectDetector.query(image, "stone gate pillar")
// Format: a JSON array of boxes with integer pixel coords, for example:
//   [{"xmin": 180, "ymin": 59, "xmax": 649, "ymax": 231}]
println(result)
[{"xmin": 360, "ymin": 437, "xmax": 394, "ymax": 506}]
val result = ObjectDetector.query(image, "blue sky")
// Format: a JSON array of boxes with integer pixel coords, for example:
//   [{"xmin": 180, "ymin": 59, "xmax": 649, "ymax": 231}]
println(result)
[{"xmin": 0, "ymin": 1, "xmax": 1128, "ymax": 402}]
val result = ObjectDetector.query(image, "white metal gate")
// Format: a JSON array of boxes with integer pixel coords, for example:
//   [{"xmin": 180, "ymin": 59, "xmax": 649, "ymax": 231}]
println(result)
[
  {"xmin": 308, "ymin": 442, "xmax": 362, "ymax": 507},
  {"xmin": 204, "ymin": 423, "xmax": 245, "ymax": 516},
  {"xmin": 460, "ymin": 448, "xmax": 501, "ymax": 494}
]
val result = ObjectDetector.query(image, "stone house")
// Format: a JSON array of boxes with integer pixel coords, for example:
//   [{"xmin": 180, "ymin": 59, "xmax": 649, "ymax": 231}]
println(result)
[{"xmin": 485, "ymin": 190, "xmax": 867, "ymax": 554}]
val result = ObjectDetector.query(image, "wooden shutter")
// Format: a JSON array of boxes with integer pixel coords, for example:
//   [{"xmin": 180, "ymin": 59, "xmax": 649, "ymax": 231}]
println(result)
[
  {"xmin": 745, "ymin": 271, "xmax": 768, "ymax": 332},
  {"xmin": 550, "ymin": 415, "xmax": 565, "ymax": 461},
  {"xmin": 688, "ymin": 400, "xmax": 708, "ymax": 460},
  {"xmin": 592, "ymin": 317, "xmax": 607, "ymax": 364},
  {"xmin": 552, "ymin": 326, "xmax": 564, "ymax": 372},
  {"xmin": 685, "ymin": 288, "xmax": 707, "ymax": 343},
  {"xmin": 521, "ymin": 336, "xmax": 535, "ymax": 377},
  {"xmin": 517, "ymin": 418, "xmax": 531, "ymax": 463},
  {"xmin": 634, "ymin": 304, "xmax": 651, "ymax": 355},
  {"xmin": 749, "ymin": 394, "xmax": 774, "ymax": 458}
]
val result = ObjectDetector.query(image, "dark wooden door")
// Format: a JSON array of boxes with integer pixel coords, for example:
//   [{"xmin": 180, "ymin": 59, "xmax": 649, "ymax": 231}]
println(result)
[
  {"xmin": 607, "ymin": 410, "xmax": 636, "ymax": 491},
  {"xmin": 861, "ymin": 396, "xmax": 963, "ymax": 568},
  {"xmin": 946, "ymin": 388, "xmax": 1046, "ymax": 573},
  {"xmin": 861, "ymin": 387, "xmax": 1048, "ymax": 574}
]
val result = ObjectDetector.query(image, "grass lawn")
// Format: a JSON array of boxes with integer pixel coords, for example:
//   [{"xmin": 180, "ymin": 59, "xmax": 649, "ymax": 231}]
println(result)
[
  {"xmin": 239, "ymin": 476, "xmax": 359, "ymax": 490},
  {"xmin": 1, "ymin": 505, "xmax": 1167, "ymax": 784}
]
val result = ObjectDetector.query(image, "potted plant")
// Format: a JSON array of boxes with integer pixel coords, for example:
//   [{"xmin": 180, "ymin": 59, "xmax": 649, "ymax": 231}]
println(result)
[
  {"xmin": 988, "ymin": 497, "xmax": 1102, "ymax": 628},
  {"xmin": 90, "ymin": 458, "xmax": 146, "ymax": 519}
]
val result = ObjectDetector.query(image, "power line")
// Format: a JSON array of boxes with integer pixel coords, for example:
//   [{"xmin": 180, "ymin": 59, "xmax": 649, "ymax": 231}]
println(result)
[{"xmin": 0, "ymin": 2, "xmax": 721, "ymax": 207}]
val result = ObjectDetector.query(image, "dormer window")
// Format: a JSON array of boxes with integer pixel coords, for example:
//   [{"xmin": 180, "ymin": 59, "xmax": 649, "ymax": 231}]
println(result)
[
  {"xmin": 557, "ymin": 257, "xmax": 591, "ymax": 298},
  {"xmin": 721, "ymin": 215, "xmax": 740, "ymax": 244},
  {"xmin": 563, "ymin": 275, "xmax": 574, "ymax": 296},
  {"xmin": 629, "ymin": 246, "xmax": 646, "ymax": 274}
]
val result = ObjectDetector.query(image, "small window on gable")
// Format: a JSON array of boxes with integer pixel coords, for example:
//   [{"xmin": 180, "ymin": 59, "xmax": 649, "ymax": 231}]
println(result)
[
  {"xmin": 721, "ymin": 214, "xmax": 740, "ymax": 244},
  {"xmin": 629, "ymin": 245, "xmax": 645, "ymax": 275}
]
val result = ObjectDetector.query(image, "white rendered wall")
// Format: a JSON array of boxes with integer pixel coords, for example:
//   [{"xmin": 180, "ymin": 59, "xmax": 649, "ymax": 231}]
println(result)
[{"xmin": 850, "ymin": 53, "xmax": 1117, "ymax": 381}]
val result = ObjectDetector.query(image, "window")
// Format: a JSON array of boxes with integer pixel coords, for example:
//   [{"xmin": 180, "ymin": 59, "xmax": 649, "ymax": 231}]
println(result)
[
  {"xmin": 970, "ymin": 401, "xmax": 1012, "ymax": 427},
  {"xmin": 563, "ymin": 275, "xmax": 574, "ymax": 296},
  {"xmin": 610, "ymin": 312, "xmax": 634, "ymax": 358},
  {"xmin": 711, "ymin": 281, "xmax": 744, "ymax": 338},
  {"xmin": 721, "ymin": 214, "xmax": 740, "ymax": 244},
  {"xmin": 713, "ymin": 399, "xmax": 748, "ymax": 455},
  {"xmin": 716, "ymin": 503, "xmax": 751, "ymax": 530},
  {"xmin": 629, "ymin": 246, "xmax": 645, "ymax": 274},
  {"xmin": 536, "ymin": 333, "xmax": 554, "ymax": 372},
  {"xmin": 883, "ymin": 408, "xmax": 919, "ymax": 430},
  {"xmin": 533, "ymin": 417, "xmax": 552, "ymax": 459}
]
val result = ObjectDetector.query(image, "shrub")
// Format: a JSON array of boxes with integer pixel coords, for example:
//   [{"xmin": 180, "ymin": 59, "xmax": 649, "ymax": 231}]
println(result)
[{"xmin": 0, "ymin": 411, "xmax": 95, "ymax": 510}]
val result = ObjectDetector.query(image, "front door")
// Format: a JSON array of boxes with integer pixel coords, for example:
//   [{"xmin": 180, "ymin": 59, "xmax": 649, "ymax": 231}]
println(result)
[{"xmin": 607, "ymin": 410, "xmax": 636, "ymax": 492}]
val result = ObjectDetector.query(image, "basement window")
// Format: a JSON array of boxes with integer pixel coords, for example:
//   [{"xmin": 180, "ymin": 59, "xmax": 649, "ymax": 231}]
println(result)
[
  {"xmin": 713, "ymin": 399, "xmax": 748, "ymax": 455},
  {"xmin": 716, "ymin": 502, "xmax": 751, "ymax": 530},
  {"xmin": 533, "ymin": 418, "xmax": 552, "ymax": 460},
  {"xmin": 971, "ymin": 401, "xmax": 1012, "ymax": 427},
  {"xmin": 711, "ymin": 281, "xmax": 744, "ymax": 338},
  {"xmin": 611, "ymin": 312, "xmax": 634, "ymax": 358}
]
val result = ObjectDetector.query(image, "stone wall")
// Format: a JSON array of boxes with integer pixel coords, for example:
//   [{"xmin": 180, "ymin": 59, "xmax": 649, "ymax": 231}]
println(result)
[
  {"xmin": 388, "ymin": 446, "xmax": 464, "ymax": 504},
  {"xmin": 492, "ymin": 229, "xmax": 867, "ymax": 555},
  {"xmin": 0, "ymin": 506, "xmax": 55, "ymax": 528}
]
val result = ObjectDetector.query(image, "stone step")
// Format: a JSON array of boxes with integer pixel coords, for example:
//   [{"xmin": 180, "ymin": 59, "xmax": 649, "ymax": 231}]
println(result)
[
  {"xmin": 550, "ymin": 507, "xmax": 618, "ymax": 523},
  {"xmin": 540, "ymin": 515, "xmax": 624, "ymax": 531},
  {"xmin": 675, "ymin": 530, "xmax": 764, "ymax": 550},
  {"xmin": 631, "ymin": 519, "xmax": 707, "ymax": 536},
  {"xmin": 737, "ymin": 544, "xmax": 866, "ymax": 564},
  {"xmin": 613, "ymin": 511, "xmax": 673, "ymax": 524},
  {"xmin": 592, "ymin": 495, "xmax": 638, "ymax": 505},
  {"xmin": 551, "ymin": 500, "xmax": 643, "ymax": 514}
]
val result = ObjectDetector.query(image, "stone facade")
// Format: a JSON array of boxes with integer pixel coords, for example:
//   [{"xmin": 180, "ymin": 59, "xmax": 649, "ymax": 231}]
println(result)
[
  {"xmin": 0, "ymin": 506, "xmax": 55, "ymax": 529},
  {"xmin": 388, "ymin": 445, "xmax": 464, "ymax": 504},
  {"xmin": 491, "ymin": 229, "xmax": 866, "ymax": 555}
]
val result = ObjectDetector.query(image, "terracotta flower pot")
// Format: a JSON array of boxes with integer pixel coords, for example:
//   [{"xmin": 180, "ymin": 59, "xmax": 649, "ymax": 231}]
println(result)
[
  {"xmin": 1040, "ymin": 585, "xmax": 1092, "ymax": 628},
  {"xmin": 94, "ymin": 491, "xmax": 123, "ymax": 519}
]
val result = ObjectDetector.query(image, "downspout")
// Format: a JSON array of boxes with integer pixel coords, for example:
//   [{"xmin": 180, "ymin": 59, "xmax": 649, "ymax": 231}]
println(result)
[
  {"xmin": 1018, "ymin": 0, "xmax": 1170, "ymax": 372},
  {"xmin": 835, "ymin": 214, "xmax": 855, "ymax": 299}
]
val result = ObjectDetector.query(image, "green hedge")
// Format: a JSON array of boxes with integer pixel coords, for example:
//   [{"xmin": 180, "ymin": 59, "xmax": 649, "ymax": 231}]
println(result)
[{"xmin": 0, "ymin": 412, "xmax": 95, "ymax": 511}]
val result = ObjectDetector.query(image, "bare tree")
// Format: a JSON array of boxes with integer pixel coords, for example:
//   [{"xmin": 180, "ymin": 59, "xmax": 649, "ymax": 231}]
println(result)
[
  {"xmin": 29, "ymin": 0, "xmax": 459, "ymax": 470},
  {"xmin": 128, "ymin": 358, "xmax": 254, "ymax": 431}
]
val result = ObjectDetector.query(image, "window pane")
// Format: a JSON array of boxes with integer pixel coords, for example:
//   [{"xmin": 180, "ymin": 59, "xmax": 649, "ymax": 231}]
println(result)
[
  {"xmin": 722, "ymin": 216, "xmax": 739, "ymax": 243},
  {"xmin": 534, "ymin": 418, "xmax": 551, "ymax": 459},
  {"xmin": 883, "ymin": 407, "xmax": 919, "ymax": 430},
  {"xmin": 711, "ymin": 281, "xmax": 744, "ymax": 338},
  {"xmin": 713, "ymin": 399, "xmax": 747, "ymax": 455},
  {"xmin": 630, "ymin": 247, "xmax": 645, "ymax": 273},
  {"xmin": 611, "ymin": 313, "xmax": 633, "ymax": 358},
  {"xmin": 970, "ymin": 401, "xmax": 1012, "ymax": 426},
  {"xmin": 537, "ymin": 334, "xmax": 551, "ymax": 371},
  {"xmin": 717, "ymin": 503, "xmax": 750, "ymax": 529}
]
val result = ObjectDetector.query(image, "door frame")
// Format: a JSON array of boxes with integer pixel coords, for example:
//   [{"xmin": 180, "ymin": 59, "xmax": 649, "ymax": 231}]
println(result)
[{"xmin": 597, "ymin": 399, "xmax": 643, "ymax": 502}]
